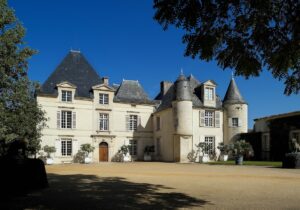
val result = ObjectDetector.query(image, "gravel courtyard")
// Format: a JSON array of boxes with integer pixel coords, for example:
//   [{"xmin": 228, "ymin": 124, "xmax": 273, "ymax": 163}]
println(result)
[{"xmin": 3, "ymin": 162, "xmax": 300, "ymax": 209}]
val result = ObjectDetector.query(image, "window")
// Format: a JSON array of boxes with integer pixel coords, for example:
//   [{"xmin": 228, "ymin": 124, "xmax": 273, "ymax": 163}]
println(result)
[
  {"xmin": 61, "ymin": 111, "xmax": 72, "ymax": 128},
  {"xmin": 204, "ymin": 137, "xmax": 215, "ymax": 155},
  {"xmin": 61, "ymin": 90, "xmax": 72, "ymax": 102},
  {"xmin": 204, "ymin": 87, "xmax": 214, "ymax": 100},
  {"xmin": 129, "ymin": 140, "xmax": 137, "ymax": 156},
  {"xmin": 99, "ymin": 113, "xmax": 109, "ymax": 131},
  {"xmin": 232, "ymin": 118, "xmax": 239, "ymax": 127},
  {"xmin": 204, "ymin": 111, "xmax": 214, "ymax": 127},
  {"xmin": 156, "ymin": 117, "xmax": 161, "ymax": 131},
  {"xmin": 129, "ymin": 115, "xmax": 138, "ymax": 131},
  {"xmin": 99, "ymin": 93, "xmax": 109, "ymax": 104},
  {"xmin": 61, "ymin": 139, "xmax": 72, "ymax": 156},
  {"xmin": 156, "ymin": 138, "xmax": 161, "ymax": 156},
  {"xmin": 262, "ymin": 134, "xmax": 270, "ymax": 151}
]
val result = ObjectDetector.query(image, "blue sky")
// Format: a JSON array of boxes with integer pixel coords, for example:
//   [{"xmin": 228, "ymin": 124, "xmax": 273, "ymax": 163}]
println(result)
[{"xmin": 9, "ymin": 0, "xmax": 299, "ymax": 128}]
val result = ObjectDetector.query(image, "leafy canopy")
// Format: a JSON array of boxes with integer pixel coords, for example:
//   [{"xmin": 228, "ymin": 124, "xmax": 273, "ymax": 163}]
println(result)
[
  {"xmin": 0, "ymin": 0, "xmax": 46, "ymax": 156},
  {"xmin": 154, "ymin": 0, "xmax": 300, "ymax": 95}
]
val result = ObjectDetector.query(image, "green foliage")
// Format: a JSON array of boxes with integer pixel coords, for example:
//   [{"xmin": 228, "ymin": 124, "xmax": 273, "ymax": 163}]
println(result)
[
  {"xmin": 217, "ymin": 143, "xmax": 230, "ymax": 155},
  {"xmin": 0, "ymin": 0, "xmax": 46, "ymax": 157},
  {"xmin": 195, "ymin": 142, "xmax": 208, "ymax": 154},
  {"xmin": 80, "ymin": 143, "xmax": 95, "ymax": 155},
  {"xmin": 43, "ymin": 145, "xmax": 56, "ymax": 158},
  {"xmin": 154, "ymin": 0, "xmax": 300, "ymax": 95},
  {"xmin": 228, "ymin": 140, "xmax": 254, "ymax": 157}
]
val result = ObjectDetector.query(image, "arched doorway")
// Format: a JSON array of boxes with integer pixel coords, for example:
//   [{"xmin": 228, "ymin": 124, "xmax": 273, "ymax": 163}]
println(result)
[{"xmin": 99, "ymin": 142, "xmax": 108, "ymax": 162}]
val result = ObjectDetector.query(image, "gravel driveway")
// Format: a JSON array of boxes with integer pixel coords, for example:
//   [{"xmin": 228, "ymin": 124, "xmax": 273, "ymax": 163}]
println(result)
[{"xmin": 2, "ymin": 162, "xmax": 300, "ymax": 209}]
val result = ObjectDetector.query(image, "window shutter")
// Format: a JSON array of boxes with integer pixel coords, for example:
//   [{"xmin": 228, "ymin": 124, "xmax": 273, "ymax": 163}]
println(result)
[
  {"xmin": 72, "ymin": 112, "xmax": 76, "ymax": 129},
  {"xmin": 57, "ymin": 111, "xmax": 61, "ymax": 128},
  {"xmin": 199, "ymin": 110, "xmax": 205, "ymax": 127},
  {"xmin": 215, "ymin": 111, "xmax": 220, "ymax": 128},
  {"xmin": 228, "ymin": 118, "xmax": 232, "ymax": 127},
  {"xmin": 126, "ymin": 115, "xmax": 130, "ymax": 131},
  {"xmin": 138, "ymin": 116, "xmax": 141, "ymax": 127},
  {"xmin": 72, "ymin": 139, "xmax": 78, "ymax": 156},
  {"xmin": 238, "ymin": 119, "xmax": 243, "ymax": 127},
  {"xmin": 55, "ymin": 139, "xmax": 61, "ymax": 157}
]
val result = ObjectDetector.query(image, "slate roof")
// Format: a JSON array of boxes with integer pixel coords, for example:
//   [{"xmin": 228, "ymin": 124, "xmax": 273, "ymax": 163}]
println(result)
[
  {"xmin": 114, "ymin": 80, "xmax": 154, "ymax": 104},
  {"xmin": 155, "ymin": 74, "xmax": 222, "ymax": 112},
  {"xmin": 40, "ymin": 51, "xmax": 102, "ymax": 98},
  {"xmin": 223, "ymin": 78, "xmax": 246, "ymax": 104}
]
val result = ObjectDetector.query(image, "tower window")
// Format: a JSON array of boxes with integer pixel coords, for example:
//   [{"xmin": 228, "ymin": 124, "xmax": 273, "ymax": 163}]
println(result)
[{"xmin": 232, "ymin": 118, "xmax": 239, "ymax": 127}]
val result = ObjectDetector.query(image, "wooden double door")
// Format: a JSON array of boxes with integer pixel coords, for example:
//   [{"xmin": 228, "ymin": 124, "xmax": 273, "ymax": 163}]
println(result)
[{"xmin": 99, "ymin": 142, "xmax": 108, "ymax": 162}]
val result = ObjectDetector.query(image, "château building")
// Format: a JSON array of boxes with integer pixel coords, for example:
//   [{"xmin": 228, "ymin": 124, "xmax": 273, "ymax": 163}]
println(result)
[{"xmin": 37, "ymin": 51, "xmax": 248, "ymax": 163}]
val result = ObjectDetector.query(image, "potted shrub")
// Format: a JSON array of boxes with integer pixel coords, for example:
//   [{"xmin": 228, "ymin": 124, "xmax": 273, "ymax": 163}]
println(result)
[
  {"xmin": 282, "ymin": 138, "xmax": 300, "ymax": 168},
  {"xmin": 43, "ymin": 145, "xmax": 56, "ymax": 165},
  {"xmin": 144, "ymin": 145, "xmax": 155, "ymax": 161},
  {"xmin": 80, "ymin": 143, "xmax": 95, "ymax": 164},
  {"xmin": 196, "ymin": 142, "xmax": 209, "ymax": 163},
  {"xmin": 228, "ymin": 140, "xmax": 254, "ymax": 165},
  {"xmin": 119, "ymin": 145, "xmax": 131, "ymax": 162},
  {"xmin": 217, "ymin": 143, "xmax": 230, "ymax": 161}
]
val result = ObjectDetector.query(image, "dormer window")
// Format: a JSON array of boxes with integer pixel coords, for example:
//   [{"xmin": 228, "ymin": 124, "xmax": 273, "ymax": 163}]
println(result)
[
  {"xmin": 99, "ymin": 93, "xmax": 109, "ymax": 105},
  {"xmin": 62, "ymin": 90, "xmax": 72, "ymax": 102},
  {"xmin": 205, "ymin": 87, "xmax": 214, "ymax": 101}
]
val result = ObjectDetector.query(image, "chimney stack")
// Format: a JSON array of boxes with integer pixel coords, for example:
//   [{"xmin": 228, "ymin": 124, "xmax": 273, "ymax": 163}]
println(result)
[
  {"xmin": 102, "ymin": 77, "xmax": 109, "ymax": 85},
  {"xmin": 160, "ymin": 81, "xmax": 172, "ymax": 96}
]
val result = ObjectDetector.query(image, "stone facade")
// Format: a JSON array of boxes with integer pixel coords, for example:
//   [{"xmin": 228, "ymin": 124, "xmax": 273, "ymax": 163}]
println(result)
[{"xmin": 37, "ymin": 51, "xmax": 248, "ymax": 163}]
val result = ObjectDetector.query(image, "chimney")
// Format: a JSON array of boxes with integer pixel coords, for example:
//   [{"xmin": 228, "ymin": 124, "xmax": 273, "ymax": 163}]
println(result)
[
  {"xmin": 102, "ymin": 77, "xmax": 109, "ymax": 85},
  {"xmin": 160, "ymin": 81, "xmax": 172, "ymax": 96}
]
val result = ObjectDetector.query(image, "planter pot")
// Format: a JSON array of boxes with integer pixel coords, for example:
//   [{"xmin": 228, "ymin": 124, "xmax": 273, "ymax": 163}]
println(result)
[
  {"xmin": 123, "ymin": 154, "xmax": 131, "ymax": 162},
  {"xmin": 220, "ymin": 154, "xmax": 228, "ymax": 162},
  {"xmin": 235, "ymin": 156, "xmax": 243, "ymax": 165},
  {"xmin": 144, "ymin": 155, "xmax": 151, "ymax": 161},
  {"xmin": 46, "ymin": 158, "xmax": 54, "ymax": 165},
  {"xmin": 84, "ymin": 157, "xmax": 92, "ymax": 164},
  {"xmin": 200, "ymin": 154, "xmax": 209, "ymax": 163},
  {"xmin": 282, "ymin": 153, "xmax": 300, "ymax": 169}
]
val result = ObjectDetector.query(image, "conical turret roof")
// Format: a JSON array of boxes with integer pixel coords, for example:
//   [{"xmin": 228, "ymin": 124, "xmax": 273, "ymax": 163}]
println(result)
[
  {"xmin": 40, "ymin": 51, "xmax": 102, "ymax": 98},
  {"xmin": 223, "ymin": 78, "xmax": 246, "ymax": 104}
]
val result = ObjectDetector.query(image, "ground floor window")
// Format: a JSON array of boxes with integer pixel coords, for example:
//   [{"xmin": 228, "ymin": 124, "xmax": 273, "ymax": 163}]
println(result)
[
  {"xmin": 129, "ymin": 140, "xmax": 137, "ymax": 156},
  {"xmin": 156, "ymin": 138, "xmax": 161, "ymax": 156},
  {"xmin": 61, "ymin": 139, "xmax": 72, "ymax": 156},
  {"xmin": 204, "ymin": 136, "xmax": 215, "ymax": 155}
]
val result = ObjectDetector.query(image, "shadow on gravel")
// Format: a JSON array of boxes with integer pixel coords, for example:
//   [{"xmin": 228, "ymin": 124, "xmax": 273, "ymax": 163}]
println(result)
[{"xmin": 0, "ymin": 173, "xmax": 210, "ymax": 210}]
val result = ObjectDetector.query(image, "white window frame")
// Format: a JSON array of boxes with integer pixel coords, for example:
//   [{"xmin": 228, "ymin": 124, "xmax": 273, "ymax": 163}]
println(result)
[
  {"xmin": 232, "ymin": 118, "xmax": 239, "ymax": 127},
  {"xmin": 204, "ymin": 111, "xmax": 214, "ymax": 127},
  {"xmin": 99, "ymin": 113, "xmax": 109, "ymax": 131},
  {"xmin": 61, "ymin": 111, "xmax": 72, "ymax": 129},
  {"xmin": 129, "ymin": 115, "xmax": 138, "ymax": 131},
  {"xmin": 204, "ymin": 87, "xmax": 214, "ymax": 101},
  {"xmin": 204, "ymin": 136, "xmax": 215, "ymax": 155},
  {"xmin": 61, "ymin": 139, "xmax": 72, "ymax": 156},
  {"xmin": 129, "ymin": 139, "xmax": 137, "ymax": 156},
  {"xmin": 99, "ymin": 93, "xmax": 109, "ymax": 105},
  {"xmin": 61, "ymin": 90, "xmax": 72, "ymax": 102}
]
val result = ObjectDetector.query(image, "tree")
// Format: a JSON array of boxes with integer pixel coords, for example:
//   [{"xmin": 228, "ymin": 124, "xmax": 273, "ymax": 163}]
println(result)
[
  {"xmin": 153, "ymin": 0, "xmax": 300, "ymax": 95},
  {"xmin": 0, "ymin": 0, "xmax": 46, "ymax": 157}
]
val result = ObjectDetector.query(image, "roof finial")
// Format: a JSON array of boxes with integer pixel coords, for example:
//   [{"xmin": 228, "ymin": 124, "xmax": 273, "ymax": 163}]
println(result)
[
  {"xmin": 180, "ymin": 68, "xmax": 184, "ymax": 75},
  {"xmin": 231, "ymin": 71, "xmax": 234, "ymax": 79}
]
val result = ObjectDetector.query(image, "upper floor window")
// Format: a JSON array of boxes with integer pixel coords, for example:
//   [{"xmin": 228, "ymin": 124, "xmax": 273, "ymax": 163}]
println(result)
[
  {"xmin": 204, "ymin": 136, "xmax": 215, "ymax": 155},
  {"xmin": 129, "ymin": 139, "xmax": 137, "ymax": 156},
  {"xmin": 204, "ymin": 87, "xmax": 214, "ymax": 101},
  {"xmin": 61, "ymin": 139, "xmax": 72, "ymax": 156},
  {"xmin": 99, "ymin": 113, "xmax": 109, "ymax": 131},
  {"xmin": 57, "ymin": 110, "xmax": 76, "ymax": 129},
  {"xmin": 232, "ymin": 118, "xmax": 239, "ymax": 127},
  {"xmin": 99, "ymin": 93, "xmax": 109, "ymax": 105},
  {"xmin": 205, "ymin": 111, "xmax": 214, "ymax": 127},
  {"xmin": 156, "ymin": 117, "xmax": 161, "ymax": 131},
  {"xmin": 129, "ymin": 115, "xmax": 138, "ymax": 131},
  {"xmin": 62, "ymin": 90, "xmax": 72, "ymax": 102}
]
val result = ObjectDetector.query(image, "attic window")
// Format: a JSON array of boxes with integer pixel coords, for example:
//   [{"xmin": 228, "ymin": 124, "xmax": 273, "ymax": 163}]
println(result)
[
  {"xmin": 204, "ymin": 87, "xmax": 214, "ymax": 101},
  {"xmin": 99, "ymin": 93, "xmax": 109, "ymax": 105},
  {"xmin": 62, "ymin": 90, "xmax": 72, "ymax": 102}
]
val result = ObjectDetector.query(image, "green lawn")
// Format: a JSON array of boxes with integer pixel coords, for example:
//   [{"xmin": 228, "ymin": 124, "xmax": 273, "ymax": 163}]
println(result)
[{"xmin": 207, "ymin": 160, "xmax": 282, "ymax": 167}]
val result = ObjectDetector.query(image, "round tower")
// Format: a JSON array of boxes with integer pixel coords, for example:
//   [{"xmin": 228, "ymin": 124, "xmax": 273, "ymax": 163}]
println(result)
[
  {"xmin": 172, "ymin": 73, "xmax": 193, "ymax": 135},
  {"xmin": 223, "ymin": 77, "xmax": 248, "ymax": 144}
]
